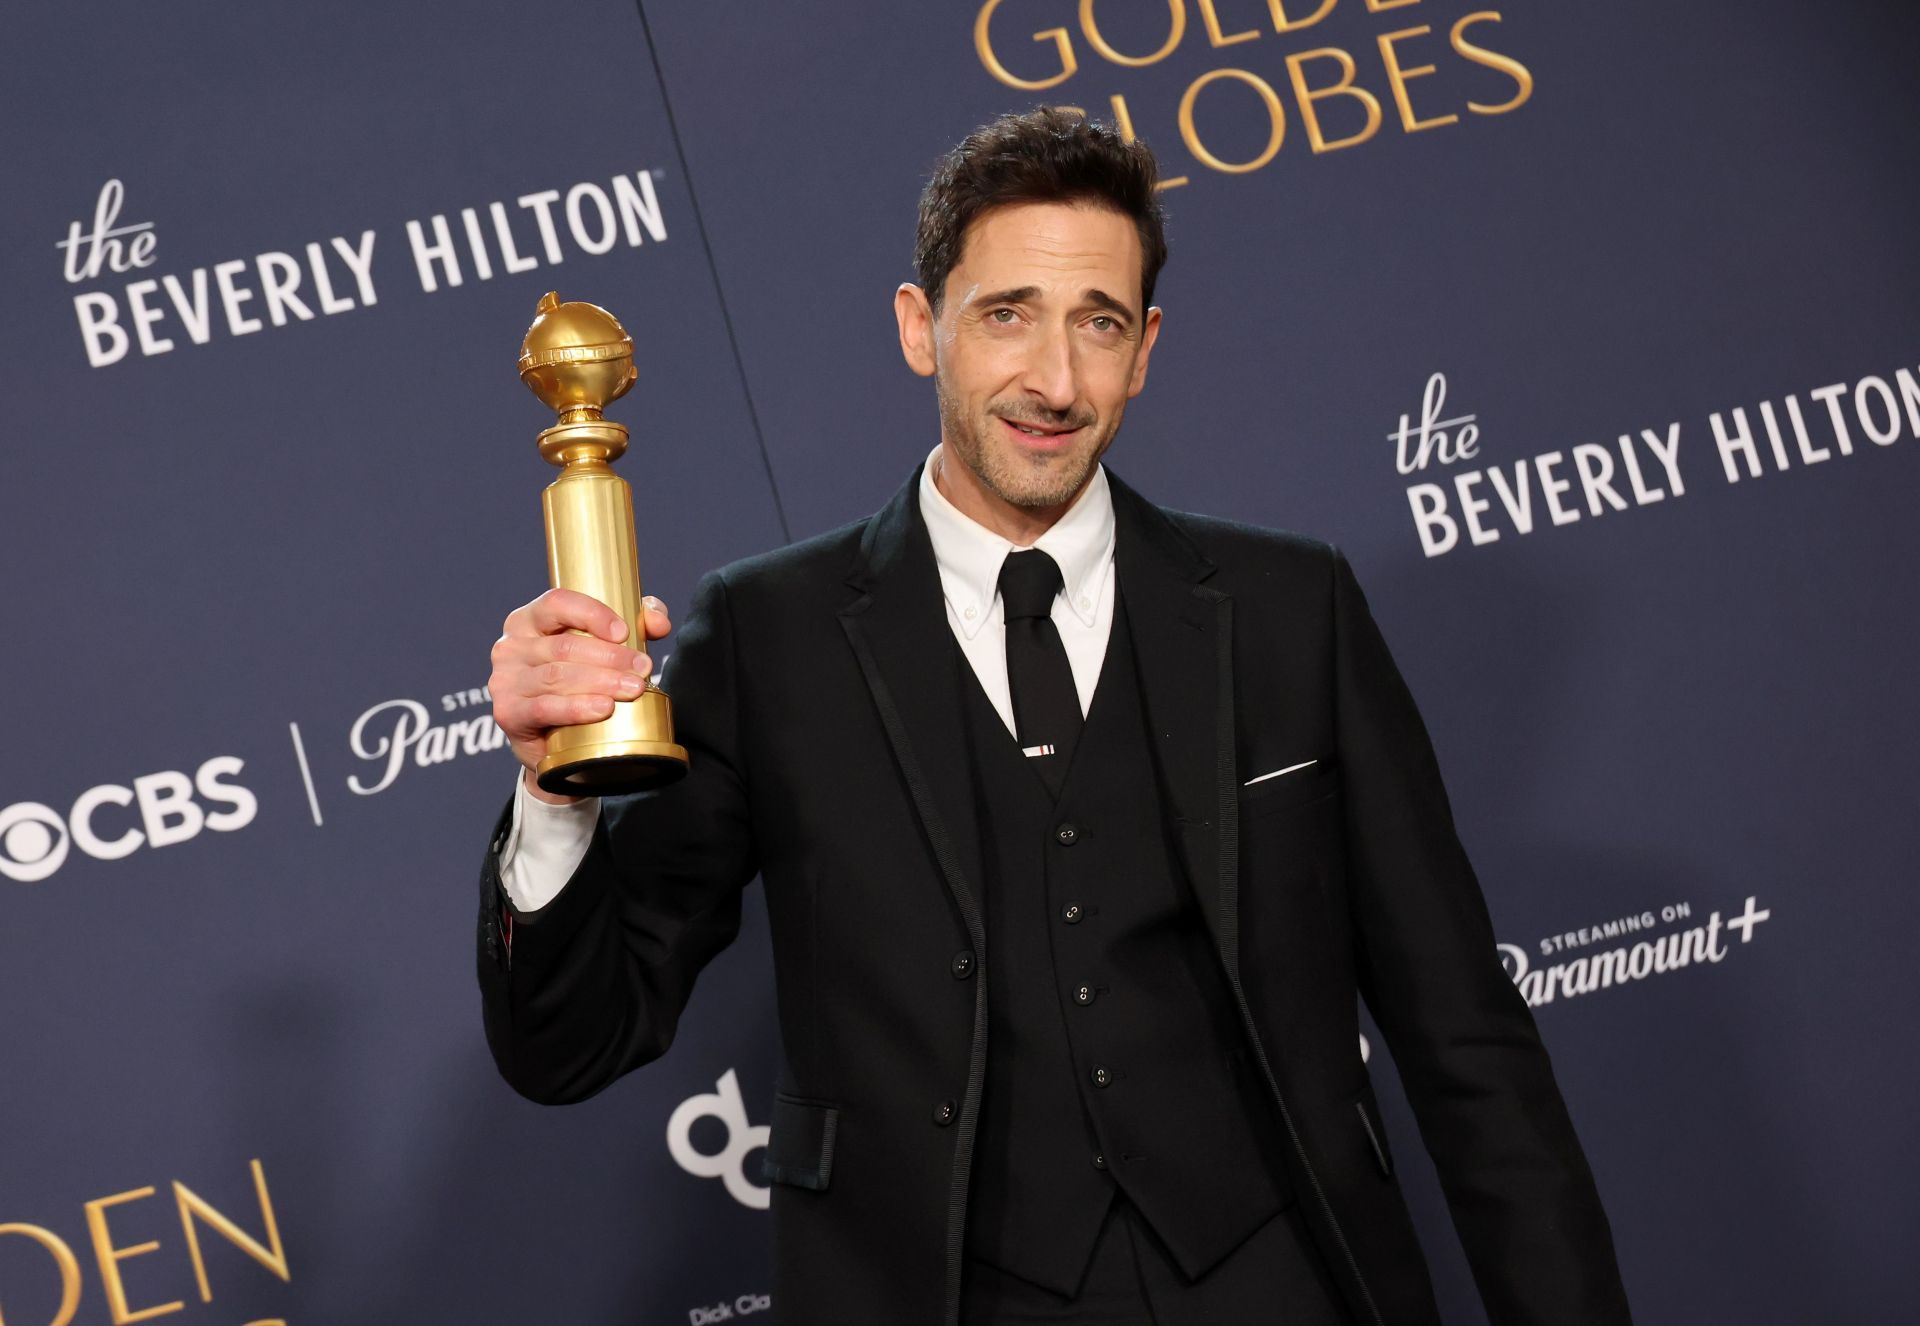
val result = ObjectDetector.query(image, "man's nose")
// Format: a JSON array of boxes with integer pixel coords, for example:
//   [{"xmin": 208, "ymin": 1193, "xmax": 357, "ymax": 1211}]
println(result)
[{"xmin": 1019, "ymin": 324, "xmax": 1079, "ymax": 414}]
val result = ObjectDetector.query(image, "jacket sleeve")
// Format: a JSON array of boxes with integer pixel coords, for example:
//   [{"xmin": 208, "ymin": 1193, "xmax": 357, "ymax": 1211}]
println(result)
[
  {"xmin": 476, "ymin": 568, "xmax": 759, "ymax": 1105},
  {"xmin": 1329, "ymin": 546, "xmax": 1632, "ymax": 1324}
]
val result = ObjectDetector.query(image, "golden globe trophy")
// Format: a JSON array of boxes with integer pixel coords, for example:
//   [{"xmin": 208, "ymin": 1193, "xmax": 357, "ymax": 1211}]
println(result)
[{"xmin": 518, "ymin": 290, "xmax": 688, "ymax": 795}]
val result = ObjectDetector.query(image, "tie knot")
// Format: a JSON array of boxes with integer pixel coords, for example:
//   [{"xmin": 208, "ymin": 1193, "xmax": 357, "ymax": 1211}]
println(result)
[{"xmin": 998, "ymin": 548, "xmax": 1064, "ymax": 621}]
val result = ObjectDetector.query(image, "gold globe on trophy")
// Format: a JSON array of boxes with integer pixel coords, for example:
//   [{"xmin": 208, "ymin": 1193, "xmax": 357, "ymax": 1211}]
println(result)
[{"xmin": 518, "ymin": 291, "xmax": 688, "ymax": 794}]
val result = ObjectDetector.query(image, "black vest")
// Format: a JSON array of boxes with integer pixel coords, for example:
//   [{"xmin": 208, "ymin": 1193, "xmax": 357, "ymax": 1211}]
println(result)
[{"xmin": 959, "ymin": 587, "xmax": 1296, "ymax": 1297}]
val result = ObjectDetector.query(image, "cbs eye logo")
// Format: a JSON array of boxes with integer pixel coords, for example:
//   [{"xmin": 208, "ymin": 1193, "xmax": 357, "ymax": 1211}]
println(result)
[{"xmin": 0, "ymin": 757, "xmax": 257, "ymax": 883}]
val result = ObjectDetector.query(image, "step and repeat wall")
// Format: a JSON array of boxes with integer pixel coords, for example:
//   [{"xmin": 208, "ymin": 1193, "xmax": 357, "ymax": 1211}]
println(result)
[{"xmin": 3, "ymin": 2, "xmax": 1914, "ymax": 1322}]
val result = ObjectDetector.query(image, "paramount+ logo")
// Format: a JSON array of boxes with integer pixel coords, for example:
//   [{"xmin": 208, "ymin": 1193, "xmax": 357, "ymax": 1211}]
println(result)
[{"xmin": 0, "ymin": 757, "xmax": 257, "ymax": 883}]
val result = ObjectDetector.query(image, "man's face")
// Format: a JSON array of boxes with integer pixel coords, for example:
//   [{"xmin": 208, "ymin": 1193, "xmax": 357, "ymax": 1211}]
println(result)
[{"xmin": 896, "ymin": 201, "xmax": 1161, "ymax": 511}]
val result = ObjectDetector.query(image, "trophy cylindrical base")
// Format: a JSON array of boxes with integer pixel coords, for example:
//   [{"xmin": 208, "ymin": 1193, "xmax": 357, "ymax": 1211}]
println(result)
[
  {"xmin": 535, "ymin": 683, "xmax": 689, "ymax": 796},
  {"xmin": 535, "ymin": 741, "xmax": 689, "ymax": 797}
]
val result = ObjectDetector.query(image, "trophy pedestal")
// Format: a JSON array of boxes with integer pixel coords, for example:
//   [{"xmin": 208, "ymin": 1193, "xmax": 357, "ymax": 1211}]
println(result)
[{"xmin": 535, "ymin": 683, "xmax": 689, "ymax": 796}]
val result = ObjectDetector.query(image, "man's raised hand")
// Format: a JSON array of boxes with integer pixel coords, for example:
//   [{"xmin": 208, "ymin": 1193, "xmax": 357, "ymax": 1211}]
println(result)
[{"xmin": 489, "ymin": 587, "xmax": 672, "ymax": 805}]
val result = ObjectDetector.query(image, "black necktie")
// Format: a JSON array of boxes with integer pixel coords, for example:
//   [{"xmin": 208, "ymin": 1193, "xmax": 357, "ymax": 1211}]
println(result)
[{"xmin": 998, "ymin": 548, "xmax": 1082, "ymax": 796}]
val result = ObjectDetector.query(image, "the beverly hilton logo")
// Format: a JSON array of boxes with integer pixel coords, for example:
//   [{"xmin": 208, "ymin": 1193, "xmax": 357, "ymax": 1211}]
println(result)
[
  {"xmin": 60, "ymin": 167, "xmax": 670, "ymax": 368},
  {"xmin": 1390, "ymin": 360, "xmax": 1918, "ymax": 559},
  {"xmin": 1391, "ymin": 371, "xmax": 1684, "ymax": 559}
]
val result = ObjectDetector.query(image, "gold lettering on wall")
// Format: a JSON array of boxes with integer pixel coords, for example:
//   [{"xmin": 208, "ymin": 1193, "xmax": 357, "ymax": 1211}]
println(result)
[
  {"xmin": 1196, "ymin": 0, "xmax": 1259, "ymax": 48},
  {"xmin": 173, "ymin": 1161, "xmax": 290, "ymax": 1303},
  {"xmin": 0, "ymin": 1223, "xmax": 83, "ymax": 1326},
  {"xmin": 1100, "ymin": 96, "xmax": 1192, "ymax": 189},
  {"xmin": 971, "ymin": 1, "xmax": 1539, "ymax": 190},
  {"xmin": 1267, "ymin": 0, "xmax": 1336, "ymax": 36},
  {"xmin": 1285, "ymin": 47, "xmax": 1384, "ymax": 153},
  {"xmin": 1376, "ymin": 25, "xmax": 1461, "ymax": 132},
  {"xmin": 84, "ymin": 1188, "xmax": 185, "ymax": 1324},
  {"xmin": 1, "ymin": 1158, "xmax": 289, "ymax": 1326},
  {"xmin": 1178, "ymin": 68, "xmax": 1288, "ymax": 173},
  {"xmin": 1453, "ymin": 11, "xmax": 1533, "ymax": 114},
  {"xmin": 975, "ymin": 0, "xmax": 1078, "ymax": 89}
]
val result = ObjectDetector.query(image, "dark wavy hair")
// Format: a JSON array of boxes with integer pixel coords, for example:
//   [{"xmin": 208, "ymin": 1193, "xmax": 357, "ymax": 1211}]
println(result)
[{"xmin": 913, "ymin": 106, "xmax": 1169, "ymax": 318}]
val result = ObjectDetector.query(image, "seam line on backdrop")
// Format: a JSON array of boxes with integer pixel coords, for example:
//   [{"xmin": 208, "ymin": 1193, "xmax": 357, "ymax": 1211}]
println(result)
[{"xmin": 633, "ymin": 0, "xmax": 793, "ymax": 544}]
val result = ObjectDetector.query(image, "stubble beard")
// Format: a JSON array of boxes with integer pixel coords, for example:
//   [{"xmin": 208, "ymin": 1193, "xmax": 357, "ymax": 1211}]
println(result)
[{"xmin": 935, "ymin": 373, "xmax": 1113, "ymax": 511}]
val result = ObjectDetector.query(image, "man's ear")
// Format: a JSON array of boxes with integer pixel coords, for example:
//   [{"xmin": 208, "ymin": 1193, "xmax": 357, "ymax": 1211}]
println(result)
[{"xmin": 895, "ymin": 283, "xmax": 937, "ymax": 378}]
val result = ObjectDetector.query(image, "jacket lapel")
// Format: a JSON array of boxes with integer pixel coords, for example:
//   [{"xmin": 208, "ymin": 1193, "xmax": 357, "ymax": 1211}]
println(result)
[
  {"xmin": 1108, "ymin": 470, "xmax": 1240, "ymax": 966},
  {"xmin": 838, "ymin": 465, "xmax": 988, "ymax": 944}
]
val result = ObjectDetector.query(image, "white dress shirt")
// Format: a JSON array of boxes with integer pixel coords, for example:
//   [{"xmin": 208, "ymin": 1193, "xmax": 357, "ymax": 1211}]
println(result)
[{"xmin": 498, "ymin": 442, "xmax": 1119, "ymax": 912}]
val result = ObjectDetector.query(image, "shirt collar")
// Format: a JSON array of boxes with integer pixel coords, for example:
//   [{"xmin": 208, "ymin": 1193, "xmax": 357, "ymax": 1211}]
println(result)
[{"xmin": 917, "ymin": 441, "xmax": 1115, "ymax": 640}]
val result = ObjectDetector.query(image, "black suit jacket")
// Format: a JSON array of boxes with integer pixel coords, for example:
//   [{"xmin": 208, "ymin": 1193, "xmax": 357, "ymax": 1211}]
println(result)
[{"xmin": 477, "ymin": 464, "xmax": 1632, "ymax": 1326}]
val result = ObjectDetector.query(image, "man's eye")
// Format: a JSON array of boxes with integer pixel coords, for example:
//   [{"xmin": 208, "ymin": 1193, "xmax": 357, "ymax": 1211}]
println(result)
[
  {"xmin": 990, "ymin": 308, "xmax": 1015, "ymax": 323},
  {"xmin": 1090, "ymin": 316, "xmax": 1116, "ymax": 332}
]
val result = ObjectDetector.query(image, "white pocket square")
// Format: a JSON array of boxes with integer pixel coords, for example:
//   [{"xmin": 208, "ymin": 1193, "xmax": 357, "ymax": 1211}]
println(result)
[{"xmin": 1243, "ymin": 759, "xmax": 1317, "ymax": 787}]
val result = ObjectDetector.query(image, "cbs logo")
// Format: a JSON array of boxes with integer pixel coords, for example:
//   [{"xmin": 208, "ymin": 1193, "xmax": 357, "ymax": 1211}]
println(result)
[{"xmin": 0, "ymin": 756, "xmax": 257, "ymax": 883}]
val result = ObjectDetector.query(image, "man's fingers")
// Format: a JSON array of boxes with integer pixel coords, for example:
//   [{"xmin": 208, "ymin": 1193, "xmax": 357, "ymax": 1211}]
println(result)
[
  {"xmin": 520, "ymin": 631, "xmax": 650, "ymax": 673},
  {"xmin": 523, "ymin": 692, "xmax": 618, "ymax": 728},
  {"xmin": 493, "ymin": 590, "xmax": 659, "ymax": 763},
  {"xmin": 513, "ymin": 587, "xmax": 629, "ymax": 642},
  {"xmin": 642, "ymin": 595, "xmax": 672, "ymax": 641},
  {"xmin": 518, "ymin": 661, "xmax": 649, "ymax": 699},
  {"xmin": 492, "ymin": 633, "xmax": 649, "ymax": 677}
]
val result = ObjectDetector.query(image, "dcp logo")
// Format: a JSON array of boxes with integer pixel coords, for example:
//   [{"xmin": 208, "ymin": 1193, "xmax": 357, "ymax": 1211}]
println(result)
[
  {"xmin": 0, "ymin": 756, "xmax": 258, "ymax": 883},
  {"xmin": 667, "ymin": 1069, "xmax": 769, "ymax": 1210}
]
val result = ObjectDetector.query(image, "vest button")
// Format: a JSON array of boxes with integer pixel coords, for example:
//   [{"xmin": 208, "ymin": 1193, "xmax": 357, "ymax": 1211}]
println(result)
[
  {"xmin": 1092, "ymin": 1153, "xmax": 1107, "ymax": 1170},
  {"xmin": 1074, "ymin": 984, "xmax": 1095, "ymax": 1005},
  {"xmin": 933, "ymin": 1098, "xmax": 957, "ymax": 1126},
  {"xmin": 950, "ymin": 951, "xmax": 975, "ymax": 979},
  {"xmin": 1055, "ymin": 823, "xmax": 1079, "ymax": 845},
  {"xmin": 1061, "ymin": 903, "xmax": 1083, "ymax": 924},
  {"xmin": 1091, "ymin": 1065, "xmax": 1112, "ymax": 1088}
]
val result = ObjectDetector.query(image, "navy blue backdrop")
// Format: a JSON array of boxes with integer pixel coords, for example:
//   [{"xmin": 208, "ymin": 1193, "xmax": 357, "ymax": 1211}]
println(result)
[{"xmin": 3, "ymin": 2, "xmax": 1916, "ymax": 1322}]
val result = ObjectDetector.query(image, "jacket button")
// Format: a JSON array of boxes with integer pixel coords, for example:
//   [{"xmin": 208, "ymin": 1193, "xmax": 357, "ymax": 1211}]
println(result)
[
  {"xmin": 1074, "ymin": 984, "xmax": 1095, "ymax": 1006},
  {"xmin": 1091, "ymin": 1066, "xmax": 1112, "ymax": 1088},
  {"xmin": 933, "ymin": 1099, "xmax": 957, "ymax": 1126},
  {"xmin": 1055, "ymin": 823, "xmax": 1079, "ymax": 846},
  {"xmin": 1061, "ymin": 903, "xmax": 1083, "ymax": 924},
  {"xmin": 951, "ymin": 951, "xmax": 975, "ymax": 979},
  {"xmin": 1092, "ymin": 1153, "xmax": 1107, "ymax": 1170}
]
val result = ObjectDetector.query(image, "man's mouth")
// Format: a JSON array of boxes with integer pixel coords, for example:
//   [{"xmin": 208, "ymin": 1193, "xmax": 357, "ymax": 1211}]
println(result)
[{"xmin": 1000, "ymin": 417, "xmax": 1081, "ymax": 448}]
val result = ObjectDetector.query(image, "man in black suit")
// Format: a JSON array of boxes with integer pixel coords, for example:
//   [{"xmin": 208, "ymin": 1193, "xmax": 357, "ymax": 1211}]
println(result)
[{"xmin": 478, "ymin": 107, "xmax": 1632, "ymax": 1325}]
